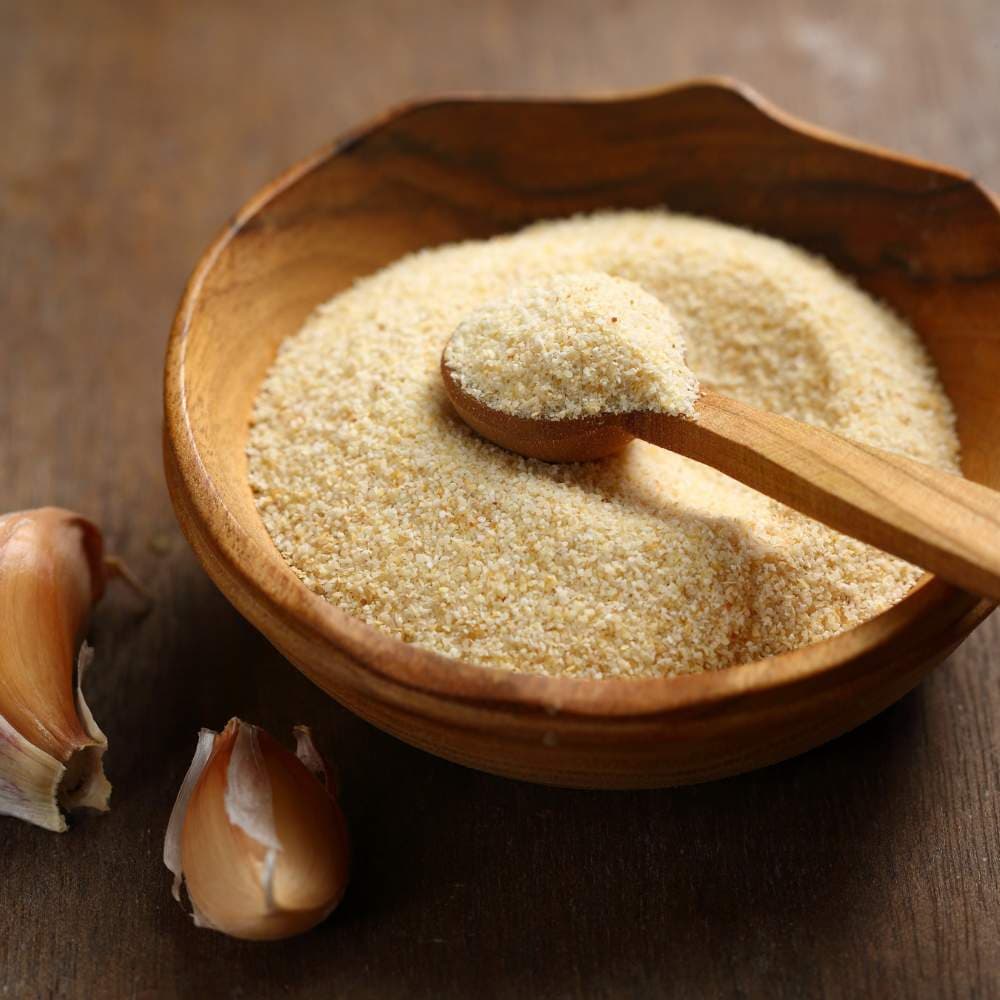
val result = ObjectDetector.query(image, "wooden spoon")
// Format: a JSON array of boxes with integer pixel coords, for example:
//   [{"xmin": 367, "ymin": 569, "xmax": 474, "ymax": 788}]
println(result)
[{"xmin": 441, "ymin": 356, "xmax": 1000, "ymax": 603}]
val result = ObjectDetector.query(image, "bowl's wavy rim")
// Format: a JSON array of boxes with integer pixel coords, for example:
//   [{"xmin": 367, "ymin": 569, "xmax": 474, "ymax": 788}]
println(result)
[{"xmin": 164, "ymin": 77, "xmax": 996, "ymax": 720}]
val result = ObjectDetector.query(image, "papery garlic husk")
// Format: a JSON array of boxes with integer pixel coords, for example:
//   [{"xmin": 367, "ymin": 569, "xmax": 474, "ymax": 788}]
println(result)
[
  {"xmin": 164, "ymin": 718, "xmax": 350, "ymax": 941},
  {"xmin": 0, "ymin": 507, "xmax": 116, "ymax": 831}
]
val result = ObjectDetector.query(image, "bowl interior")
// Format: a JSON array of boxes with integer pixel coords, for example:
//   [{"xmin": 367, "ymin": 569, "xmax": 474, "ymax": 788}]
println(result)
[{"xmin": 169, "ymin": 82, "xmax": 1000, "ymax": 698}]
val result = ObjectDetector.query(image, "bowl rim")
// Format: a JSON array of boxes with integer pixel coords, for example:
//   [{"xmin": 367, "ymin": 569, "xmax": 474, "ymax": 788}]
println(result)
[{"xmin": 164, "ymin": 77, "xmax": 995, "ymax": 720}]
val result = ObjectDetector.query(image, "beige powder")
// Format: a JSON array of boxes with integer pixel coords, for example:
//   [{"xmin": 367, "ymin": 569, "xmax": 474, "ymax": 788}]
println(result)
[
  {"xmin": 247, "ymin": 210, "xmax": 959, "ymax": 679},
  {"xmin": 444, "ymin": 272, "xmax": 698, "ymax": 419}
]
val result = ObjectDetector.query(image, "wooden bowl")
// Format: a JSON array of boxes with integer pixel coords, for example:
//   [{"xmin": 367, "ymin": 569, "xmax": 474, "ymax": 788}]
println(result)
[{"xmin": 164, "ymin": 79, "xmax": 1000, "ymax": 788}]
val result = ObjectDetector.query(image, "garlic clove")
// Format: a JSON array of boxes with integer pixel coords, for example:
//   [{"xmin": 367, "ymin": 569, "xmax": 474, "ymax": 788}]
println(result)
[
  {"xmin": 164, "ymin": 719, "xmax": 350, "ymax": 941},
  {"xmin": 0, "ymin": 509, "xmax": 104, "ymax": 760},
  {"xmin": 0, "ymin": 508, "xmax": 123, "ymax": 831}
]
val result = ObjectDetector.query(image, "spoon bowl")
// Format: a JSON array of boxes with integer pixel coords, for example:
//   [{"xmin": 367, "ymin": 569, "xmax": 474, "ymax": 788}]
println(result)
[{"xmin": 440, "ymin": 357, "xmax": 633, "ymax": 462}]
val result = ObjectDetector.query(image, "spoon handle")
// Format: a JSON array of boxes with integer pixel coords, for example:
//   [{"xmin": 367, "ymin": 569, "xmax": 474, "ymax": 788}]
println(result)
[{"xmin": 631, "ymin": 389, "xmax": 1000, "ymax": 603}]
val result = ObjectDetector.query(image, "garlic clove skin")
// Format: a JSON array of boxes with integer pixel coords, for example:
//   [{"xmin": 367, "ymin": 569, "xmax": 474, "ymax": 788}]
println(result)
[
  {"xmin": 292, "ymin": 723, "xmax": 339, "ymax": 795},
  {"xmin": 0, "ymin": 508, "xmax": 116, "ymax": 831},
  {"xmin": 0, "ymin": 710, "xmax": 71, "ymax": 832},
  {"xmin": 0, "ymin": 509, "xmax": 105, "ymax": 762},
  {"xmin": 165, "ymin": 719, "xmax": 350, "ymax": 941}
]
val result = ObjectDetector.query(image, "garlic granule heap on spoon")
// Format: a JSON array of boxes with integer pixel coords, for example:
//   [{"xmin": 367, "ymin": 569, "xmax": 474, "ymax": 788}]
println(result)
[
  {"xmin": 164, "ymin": 718, "xmax": 350, "ymax": 941},
  {"xmin": 443, "ymin": 272, "xmax": 699, "ymax": 420},
  {"xmin": 0, "ymin": 507, "xmax": 135, "ymax": 832}
]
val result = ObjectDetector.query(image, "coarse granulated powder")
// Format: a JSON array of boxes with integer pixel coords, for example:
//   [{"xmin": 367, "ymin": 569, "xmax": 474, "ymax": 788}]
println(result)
[
  {"xmin": 444, "ymin": 271, "xmax": 698, "ymax": 419},
  {"xmin": 248, "ymin": 211, "xmax": 959, "ymax": 679}
]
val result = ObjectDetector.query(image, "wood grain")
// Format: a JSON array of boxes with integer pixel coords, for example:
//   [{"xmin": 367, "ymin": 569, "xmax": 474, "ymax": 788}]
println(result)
[{"xmin": 2, "ymin": 1, "xmax": 999, "ymax": 998}]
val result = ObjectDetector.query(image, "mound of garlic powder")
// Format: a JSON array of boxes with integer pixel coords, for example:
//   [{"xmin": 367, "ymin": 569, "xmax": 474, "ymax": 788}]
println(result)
[
  {"xmin": 444, "ymin": 272, "xmax": 699, "ymax": 420},
  {"xmin": 248, "ymin": 210, "xmax": 960, "ymax": 679}
]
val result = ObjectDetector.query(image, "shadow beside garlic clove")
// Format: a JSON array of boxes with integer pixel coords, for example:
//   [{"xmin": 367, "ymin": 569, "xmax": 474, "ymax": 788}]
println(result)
[
  {"xmin": 164, "ymin": 718, "xmax": 350, "ymax": 941},
  {"xmin": 0, "ymin": 507, "xmax": 139, "ymax": 832}
]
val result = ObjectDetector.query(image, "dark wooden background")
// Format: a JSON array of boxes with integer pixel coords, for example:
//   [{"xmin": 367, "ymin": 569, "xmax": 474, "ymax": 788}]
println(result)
[{"xmin": 2, "ymin": 1, "xmax": 998, "ymax": 997}]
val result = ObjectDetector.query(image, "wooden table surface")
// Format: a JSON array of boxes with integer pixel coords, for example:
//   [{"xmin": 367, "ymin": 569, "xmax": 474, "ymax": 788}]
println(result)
[{"xmin": 3, "ymin": 1, "xmax": 999, "ymax": 997}]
